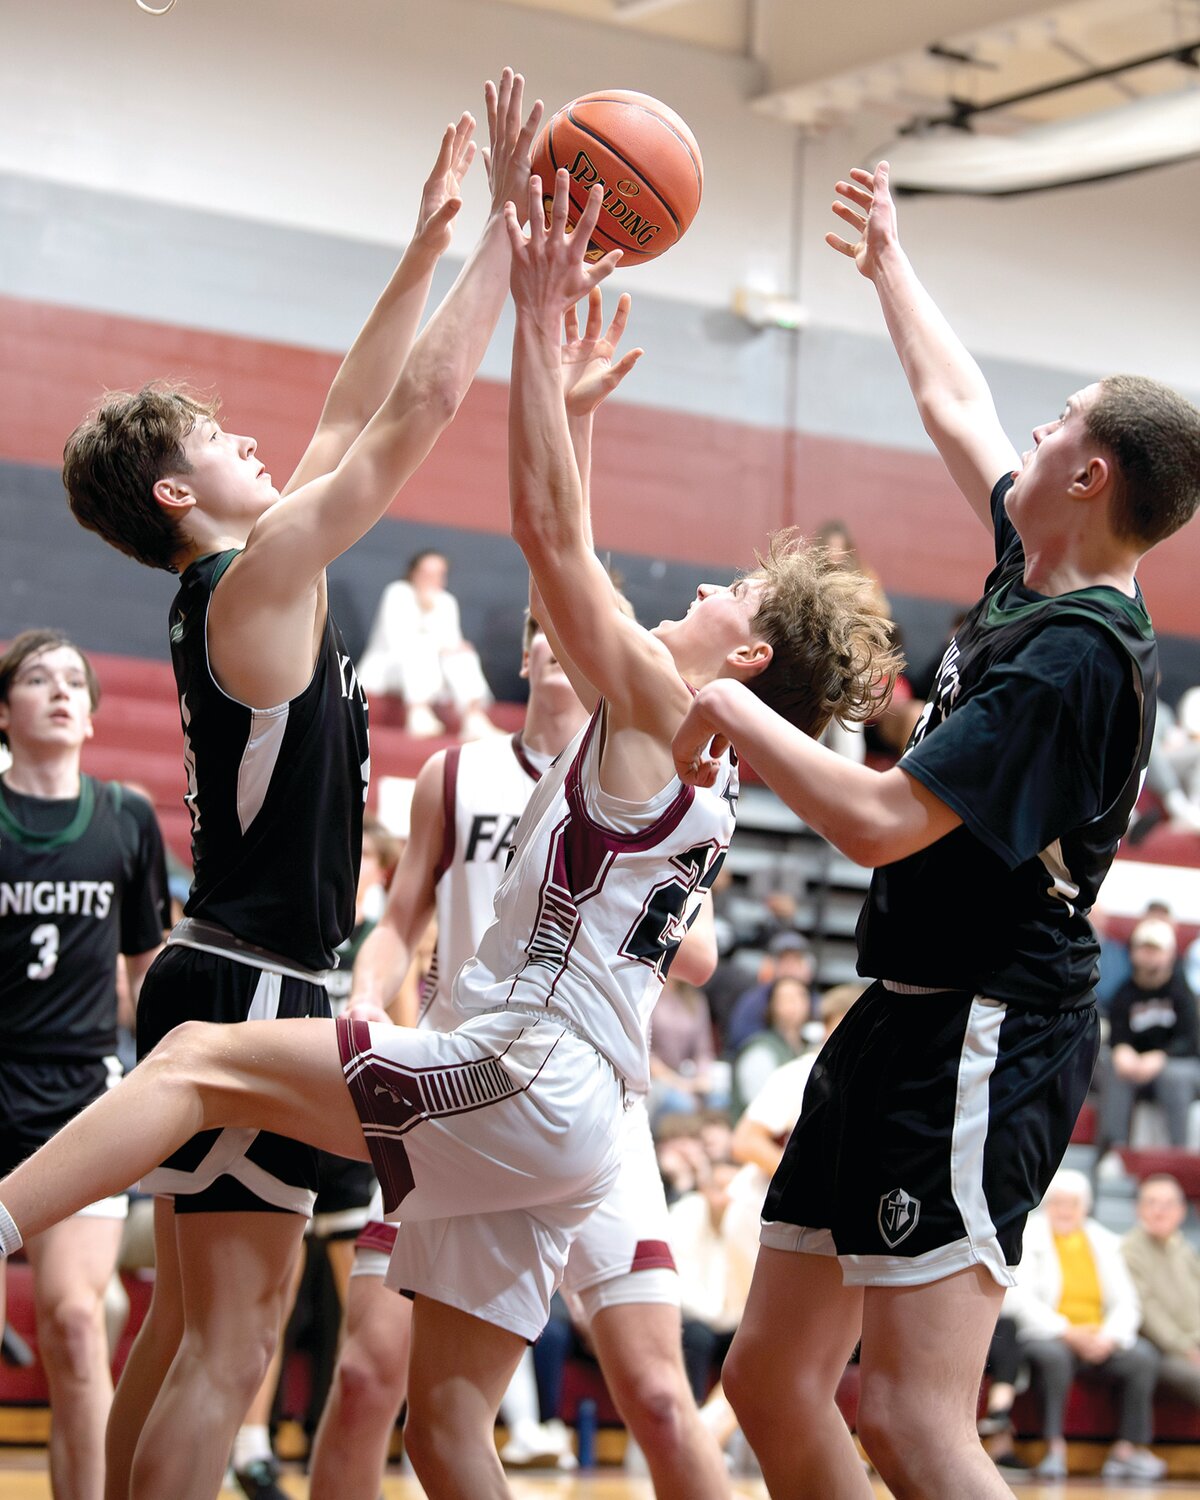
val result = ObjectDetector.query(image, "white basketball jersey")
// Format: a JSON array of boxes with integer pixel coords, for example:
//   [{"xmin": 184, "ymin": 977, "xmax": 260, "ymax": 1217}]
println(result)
[
  {"xmin": 418, "ymin": 733, "xmax": 552, "ymax": 1034},
  {"xmin": 453, "ymin": 705, "xmax": 736, "ymax": 1095}
]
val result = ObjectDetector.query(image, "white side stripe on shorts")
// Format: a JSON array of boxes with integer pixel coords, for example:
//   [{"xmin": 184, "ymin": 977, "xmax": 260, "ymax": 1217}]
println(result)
[{"xmin": 950, "ymin": 995, "xmax": 1008, "ymax": 1282}]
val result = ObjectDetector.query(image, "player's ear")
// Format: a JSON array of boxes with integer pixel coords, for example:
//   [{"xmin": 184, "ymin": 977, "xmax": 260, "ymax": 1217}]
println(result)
[
  {"xmin": 1072, "ymin": 455, "xmax": 1110, "ymax": 498},
  {"xmin": 519, "ymin": 651, "xmax": 531, "ymax": 681},
  {"xmin": 728, "ymin": 640, "xmax": 772, "ymax": 679},
  {"xmin": 152, "ymin": 475, "xmax": 195, "ymax": 515}
]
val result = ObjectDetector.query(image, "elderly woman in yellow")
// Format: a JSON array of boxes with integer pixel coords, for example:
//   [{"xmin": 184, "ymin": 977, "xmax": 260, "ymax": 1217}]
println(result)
[{"xmin": 1005, "ymin": 1169, "xmax": 1165, "ymax": 1481}]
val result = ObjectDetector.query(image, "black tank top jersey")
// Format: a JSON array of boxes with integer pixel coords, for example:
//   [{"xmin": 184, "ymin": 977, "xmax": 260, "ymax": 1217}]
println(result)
[
  {"xmin": 858, "ymin": 474, "xmax": 1157, "ymax": 1010},
  {"xmin": 171, "ymin": 551, "xmax": 370, "ymax": 970},
  {"xmin": 0, "ymin": 777, "xmax": 168, "ymax": 1058}
]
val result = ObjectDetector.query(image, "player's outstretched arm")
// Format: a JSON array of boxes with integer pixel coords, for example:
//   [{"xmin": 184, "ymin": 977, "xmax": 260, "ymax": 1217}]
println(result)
[
  {"xmin": 346, "ymin": 752, "xmax": 445, "ymax": 1026},
  {"xmin": 237, "ymin": 69, "xmax": 542, "ymax": 594},
  {"xmin": 506, "ymin": 171, "xmax": 685, "ymax": 742},
  {"xmin": 673, "ymin": 678, "xmax": 960, "ymax": 867},
  {"xmin": 562, "ymin": 288, "xmax": 642, "ymax": 522},
  {"xmin": 284, "ymin": 115, "xmax": 478, "ymax": 495},
  {"xmin": 828, "ymin": 161, "xmax": 1017, "ymax": 528}
]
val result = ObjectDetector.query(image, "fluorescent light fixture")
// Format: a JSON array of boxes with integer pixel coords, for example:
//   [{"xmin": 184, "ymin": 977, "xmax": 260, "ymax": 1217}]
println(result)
[{"xmin": 884, "ymin": 86, "xmax": 1200, "ymax": 195}]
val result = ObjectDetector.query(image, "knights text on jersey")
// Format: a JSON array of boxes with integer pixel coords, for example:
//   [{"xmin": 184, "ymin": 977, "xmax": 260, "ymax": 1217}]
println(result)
[
  {"xmin": 0, "ymin": 777, "xmax": 168, "ymax": 1057},
  {"xmin": 450, "ymin": 706, "xmax": 735, "ymax": 1092},
  {"xmin": 170, "ymin": 552, "xmax": 370, "ymax": 971},
  {"xmin": 858, "ymin": 473, "xmax": 1157, "ymax": 1009},
  {"xmin": 419, "ymin": 733, "xmax": 550, "ymax": 1033}
]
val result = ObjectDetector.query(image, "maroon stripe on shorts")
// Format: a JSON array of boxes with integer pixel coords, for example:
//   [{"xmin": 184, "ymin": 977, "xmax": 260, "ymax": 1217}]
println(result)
[
  {"xmin": 356, "ymin": 1219, "xmax": 398, "ymax": 1257},
  {"xmin": 337, "ymin": 1016, "xmax": 417, "ymax": 1216},
  {"xmin": 630, "ymin": 1238, "xmax": 677, "ymax": 1273}
]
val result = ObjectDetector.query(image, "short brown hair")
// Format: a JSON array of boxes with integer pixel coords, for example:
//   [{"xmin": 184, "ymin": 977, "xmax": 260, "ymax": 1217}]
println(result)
[
  {"xmin": 747, "ymin": 534, "xmax": 902, "ymax": 738},
  {"xmin": 0, "ymin": 630, "xmax": 101, "ymax": 748},
  {"xmin": 1086, "ymin": 376, "xmax": 1200, "ymax": 548},
  {"xmin": 63, "ymin": 384, "xmax": 218, "ymax": 571}
]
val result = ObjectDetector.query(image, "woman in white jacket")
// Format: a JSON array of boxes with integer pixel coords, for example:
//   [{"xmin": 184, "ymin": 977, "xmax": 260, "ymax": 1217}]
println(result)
[{"xmin": 1006, "ymin": 1169, "xmax": 1164, "ymax": 1481}]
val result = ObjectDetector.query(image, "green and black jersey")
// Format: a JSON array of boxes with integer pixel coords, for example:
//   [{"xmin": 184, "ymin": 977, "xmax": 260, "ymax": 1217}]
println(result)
[
  {"xmin": 171, "ymin": 551, "xmax": 370, "ymax": 971},
  {"xmin": 858, "ymin": 474, "xmax": 1157, "ymax": 1010},
  {"xmin": 0, "ymin": 777, "xmax": 168, "ymax": 1058}
]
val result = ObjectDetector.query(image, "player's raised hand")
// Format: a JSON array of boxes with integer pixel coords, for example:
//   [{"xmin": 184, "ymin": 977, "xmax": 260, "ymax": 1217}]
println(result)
[
  {"xmin": 672, "ymin": 693, "xmax": 729, "ymax": 790},
  {"xmin": 507, "ymin": 171, "xmax": 623, "ymax": 322},
  {"xmin": 412, "ymin": 112, "xmax": 477, "ymax": 258},
  {"xmin": 826, "ymin": 160, "xmax": 899, "ymax": 279},
  {"xmin": 483, "ymin": 68, "xmax": 544, "ymax": 221},
  {"xmin": 561, "ymin": 289, "xmax": 643, "ymax": 418}
]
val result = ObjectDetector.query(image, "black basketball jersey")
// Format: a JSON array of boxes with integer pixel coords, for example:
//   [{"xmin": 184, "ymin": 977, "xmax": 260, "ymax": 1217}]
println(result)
[
  {"xmin": 858, "ymin": 474, "xmax": 1157, "ymax": 1010},
  {"xmin": 0, "ymin": 777, "xmax": 168, "ymax": 1058},
  {"xmin": 171, "ymin": 551, "xmax": 370, "ymax": 970}
]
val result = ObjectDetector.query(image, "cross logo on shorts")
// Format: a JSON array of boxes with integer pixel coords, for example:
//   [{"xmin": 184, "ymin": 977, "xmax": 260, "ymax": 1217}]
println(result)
[{"xmin": 877, "ymin": 1187, "xmax": 921, "ymax": 1249}]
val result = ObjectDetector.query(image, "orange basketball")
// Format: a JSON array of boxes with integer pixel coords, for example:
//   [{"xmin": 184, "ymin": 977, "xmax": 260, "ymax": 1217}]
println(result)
[{"xmin": 530, "ymin": 90, "xmax": 703, "ymax": 266}]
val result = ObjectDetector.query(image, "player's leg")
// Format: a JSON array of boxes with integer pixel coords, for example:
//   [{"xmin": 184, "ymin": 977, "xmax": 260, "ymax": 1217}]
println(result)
[
  {"xmin": 105, "ymin": 1198, "xmax": 185, "ymax": 1500},
  {"xmin": 0, "ymin": 1018, "xmax": 367, "ymax": 1244},
  {"xmin": 855, "ymin": 1266, "xmax": 1014, "ymax": 1500},
  {"xmin": 589, "ymin": 1296, "xmax": 730, "ymax": 1500},
  {"xmin": 403, "ymin": 1295, "xmax": 525, "ymax": 1500},
  {"xmin": 25, "ymin": 1213, "xmax": 124, "ymax": 1500},
  {"xmin": 308, "ymin": 1258, "xmax": 412, "ymax": 1500},
  {"xmin": 231, "ymin": 1246, "xmax": 306, "ymax": 1500},
  {"xmin": 126, "ymin": 1209, "xmax": 305, "ymax": 1500},
  {"xmin": 723, "ymin": 1247, "xmax": 870, "ymax": 1500}
]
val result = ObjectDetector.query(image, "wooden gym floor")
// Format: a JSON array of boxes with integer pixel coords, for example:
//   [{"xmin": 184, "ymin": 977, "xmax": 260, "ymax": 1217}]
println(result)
[{"xmin": 4, "ymin": 1452, "xmax": 1200, "ymax": 1498}]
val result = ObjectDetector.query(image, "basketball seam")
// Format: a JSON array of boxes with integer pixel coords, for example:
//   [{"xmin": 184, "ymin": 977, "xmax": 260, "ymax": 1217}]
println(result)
[
  {"xmin": 562, "ymin": 109, "xmax": 689, "ymax": 235},
  {"xmin": 572, "ymin": 98, "xmax": 702, "ymax": 179}
]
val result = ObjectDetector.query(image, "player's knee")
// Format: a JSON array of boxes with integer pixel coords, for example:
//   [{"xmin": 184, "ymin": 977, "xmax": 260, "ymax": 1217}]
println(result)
[
  {"xmin": 615, "ymin": 1355, "xmax": 692, "ymax": 1444},
  {"xmin": 722, "ymin": 1340, "xmax": 770, "ymax": 1431},
  {"xmin": 334, "ymin": 1331, "xmax": 407, "ymax": 1421},
  {"xmin": 37, "ymin": 1290, "xmax": 105, "ymax": 1379},
  {"xmin": 145, "ymin": 1017, "xmax": 215, "ymax": 1075},
  {"xmin": 856, "ymin": 1375, "xmax": 938, "ymax": 1477}
]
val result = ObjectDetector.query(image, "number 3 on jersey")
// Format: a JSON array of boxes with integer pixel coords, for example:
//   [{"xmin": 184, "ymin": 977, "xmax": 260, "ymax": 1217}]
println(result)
[
  {"xmin": 622, "ymin": 842, "xmax": 725, "ymax": 980},
  {"xmin": 27, "ymin": 922, "xmax": 61, "ymax": 980}
]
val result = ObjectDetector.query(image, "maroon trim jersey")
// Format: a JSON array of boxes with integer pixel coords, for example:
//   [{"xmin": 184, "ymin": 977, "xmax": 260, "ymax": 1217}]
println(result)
[{"xmin": 451, "ymin": 705, "xmax": 735, "ymax": 1094}]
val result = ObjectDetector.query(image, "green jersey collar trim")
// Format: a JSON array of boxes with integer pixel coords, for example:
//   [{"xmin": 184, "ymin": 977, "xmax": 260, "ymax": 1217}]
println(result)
[
  {"xmin": 0, "ymin": 774, "xmax": 97, "ymax": 850},
  {"xmin": 985, "ymin": 576, "xmax": 1153, "ymax": 640}
]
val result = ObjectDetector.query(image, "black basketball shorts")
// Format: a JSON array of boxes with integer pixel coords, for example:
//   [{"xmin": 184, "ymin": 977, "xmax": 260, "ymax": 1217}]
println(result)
[
  {"xmin": 761, "ymin": 980, "xmax": 1099, "ymax": 1287},
  {"xmin": 0, "ymin": 1052, "xmax": 122, "ymax": 1178},
  {"xmin": 136, "ymin": 941, "xmax": 332, "ymax": 1215}
]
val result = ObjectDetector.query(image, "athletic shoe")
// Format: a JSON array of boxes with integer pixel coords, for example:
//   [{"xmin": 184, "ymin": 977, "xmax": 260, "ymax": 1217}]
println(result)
[
  {"xmin": 499, "ymin": 1418, "xmax": 576, "ymax": 1468},
  {"xmin": 1100, "ymin": 1448, "xmax": 1167, "ymax": 1481},
  {"xmin": 1032, "ymin": 1450, "xmax": 1068, "ymax": 1480},
  {"xmin": 233, "ymin": 1456, "xmax": 289, "ymax": 1500}
]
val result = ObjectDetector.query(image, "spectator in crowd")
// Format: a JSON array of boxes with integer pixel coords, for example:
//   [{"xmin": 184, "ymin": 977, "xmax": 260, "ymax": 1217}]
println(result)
[
  {"xmin": 649, "ymin": 978, "xmax": 725, "ymax": 1119},
  {"xmin": 357, "ymin": 548, "xmax": 499, "ymax": 740},
  {"xmin": 728, "ymin": 983, "xmax": 865, "ymax": 1195},
  {"xmin": 0, "ymin": 631, "xmax": 168, "ymax": 1500},
  {"xmin": 723, "ymin": 931, "xmax": 815, "ymax": 1054},
  {"xmin": 1097, "ymin": 916, "xmax": 1200, "ymax": 1154},
  {"xmin": 1006, "ymin": 1169, "xmax": 1164, "ymax": 1482},
  {"xmin": 655, "ymin": 1119, "xmax": 714, "ymax": 1206},
  {"xmin": 728, "ymin": 975, "xmax": 811, "ymax": 1122},
  {"xmin": 1128, "ymin": 687, "xmax": 1200, "ymax": 842},
  {"xmin": 1123, "ymin": 1174, "xmax": 1200, "ymax": 1403},
  {"xmin": 668, "ymin": 1159, "xmax": 747, "ymax": 1405}
]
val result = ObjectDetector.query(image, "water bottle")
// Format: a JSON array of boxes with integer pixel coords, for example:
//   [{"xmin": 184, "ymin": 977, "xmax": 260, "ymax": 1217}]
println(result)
[{"xmin": 576, "ymin": 1396, "xmax": 597, "ymax": 1469}]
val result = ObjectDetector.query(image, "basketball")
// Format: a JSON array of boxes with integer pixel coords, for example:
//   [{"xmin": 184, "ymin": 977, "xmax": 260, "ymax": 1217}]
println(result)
[{"xmin": 530, "ymin": 90, "xmax": 703, "ymax": 266}]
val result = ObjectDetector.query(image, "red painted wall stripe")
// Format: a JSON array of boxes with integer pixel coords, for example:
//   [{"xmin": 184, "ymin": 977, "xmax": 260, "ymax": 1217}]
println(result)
[{"xmin": 4, "ymin": 294, "xmax": 1198, "ymax": 632}]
